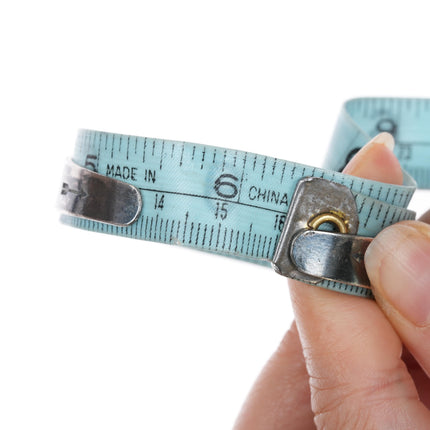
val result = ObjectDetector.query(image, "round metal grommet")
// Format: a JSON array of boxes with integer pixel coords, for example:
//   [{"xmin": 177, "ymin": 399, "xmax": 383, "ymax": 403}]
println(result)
[{"xmin": 308, "ymin": 212, "xmax": 349, "ymax": 234}]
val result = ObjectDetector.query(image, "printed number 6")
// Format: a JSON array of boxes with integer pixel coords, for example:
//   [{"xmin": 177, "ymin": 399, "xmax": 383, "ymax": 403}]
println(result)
[{"xmin": 214, "ymin": 174, "xmax": 239, "ymax": 199}]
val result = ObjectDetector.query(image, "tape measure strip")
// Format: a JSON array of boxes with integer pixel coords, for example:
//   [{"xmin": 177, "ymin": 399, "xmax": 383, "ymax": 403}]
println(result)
[
  {"xmin": 60, "ymin": 97, "xmax": 428, "ymax": 298},
  {"xmin": 325, "ymin": 97, "xmax": 430, "ymax": 189}
]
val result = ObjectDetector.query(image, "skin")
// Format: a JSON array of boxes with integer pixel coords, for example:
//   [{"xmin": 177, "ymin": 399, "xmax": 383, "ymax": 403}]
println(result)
[{"xmin": 234, "ymin": 136, "xmax": 430, "ymax": 429}]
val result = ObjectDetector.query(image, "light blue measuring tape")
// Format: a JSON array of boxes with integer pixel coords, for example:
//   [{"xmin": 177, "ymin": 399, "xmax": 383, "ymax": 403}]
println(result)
[{"xmin": 59, "ymin": 98, "xmax": 429, "ymax": 298}]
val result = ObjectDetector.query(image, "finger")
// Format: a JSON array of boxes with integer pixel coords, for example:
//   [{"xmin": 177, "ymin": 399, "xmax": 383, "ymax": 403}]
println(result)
[
  {"xmin": 405, "ymin": 212, "xmax": 430, "ymax": 407},
  {"xmin": 342, "ymin": 132, "xmax": 403, "ymax": 184},
  {"xmin": 233, "ymin": 134, "xmax": 405, "ymax": 430},
  {"xmin": 365, "ymin": 220, "xmax": 430, "ymax": 376},
  {"xmin": 419, "ymin": 209, "xmax": 430, "ymax": 224},
  {"xmin": 402, "ymin": 348, "xmax": 430, "ymax": 409},
  {"xmin": 233, "ymin": 321, "xmax": 315, "ymax": 430},
  {"xmin": 289, "ymin": 132, "xmax": 430, "ymax": 428}
]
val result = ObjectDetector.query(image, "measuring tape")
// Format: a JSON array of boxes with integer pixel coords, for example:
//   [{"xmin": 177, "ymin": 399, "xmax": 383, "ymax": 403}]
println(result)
[{"xmin": 59, "ymin": 98, "xmax": 429, "ymax": 298}]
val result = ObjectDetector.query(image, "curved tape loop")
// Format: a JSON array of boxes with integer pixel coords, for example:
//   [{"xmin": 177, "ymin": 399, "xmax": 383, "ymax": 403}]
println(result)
[{"xmin": 60, "ymin": 98, "xmax": 428, "ymax": 297}]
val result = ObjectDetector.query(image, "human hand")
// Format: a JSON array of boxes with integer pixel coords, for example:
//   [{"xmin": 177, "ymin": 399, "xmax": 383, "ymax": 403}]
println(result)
[{"xmin": 234, "ymin": 133, "xmax": 430, "ymax": 429}]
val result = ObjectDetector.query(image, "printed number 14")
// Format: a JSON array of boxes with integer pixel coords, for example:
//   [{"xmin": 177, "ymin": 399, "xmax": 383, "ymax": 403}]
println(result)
[{"xmin": 154, "ymin": 193, "xmax": 165, "ymax": 210}]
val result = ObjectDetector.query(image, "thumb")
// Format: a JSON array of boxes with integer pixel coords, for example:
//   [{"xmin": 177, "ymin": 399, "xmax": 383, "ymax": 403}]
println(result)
[
  {"xmin": 289, "ymin": 133, "xmax": 430, "ymax": 429},
  {"xmin": 365, "ymin": 220, "xmax": 430, "ymax": 376}
]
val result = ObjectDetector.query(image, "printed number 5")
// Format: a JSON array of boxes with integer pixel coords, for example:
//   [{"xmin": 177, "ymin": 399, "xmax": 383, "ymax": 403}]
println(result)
[{"xmin": 85, "ymin": 154, "xmax": 98, "ymax": 172}]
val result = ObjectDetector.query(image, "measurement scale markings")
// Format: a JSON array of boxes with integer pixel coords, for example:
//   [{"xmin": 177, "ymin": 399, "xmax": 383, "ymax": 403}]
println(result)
[
  {"xmin": 222, "ymin": 150, "xmax": 227, "ymax": 171},
  {"xmin": 290, "ymin": 165, "xmax": 296, "ymax": 180},
  {"xmin": 272, "ymin": 158, "xmax": 277, "ymax": 175},
  {"xmin": 160, "ymin": 141, "xmax": 165, "ymax": 170},
  {"xmin": 363, "ymin": 201, "xmax": 375, "ymax": 229},
  {"xmin": 195, "ymin": 223, "xmax": 201, "ymax": 245},
  {"xmin": 261, "ymin": 157, "xmax": 267, "ymax": 180},
  {"xmin": 142, "ymin": 137, "xmax": 147, "ymax": 163},
  {"xmin": 96, "ymin": 133, "xmax": 102, "ymax": 171},
  {"xmin": 202, "ymin": 224, "xmax": 207, "ymax": 247},
  {"xmin": 280, "ymin": 161, "xmax": 286, "ymax": 183},
  {"xmin": 209, "ymin": 225, "xmax": 214, "ymax": 249},
  {"xmin": 189, "ymin": 222, "xmax": 194, "ymax": 244},
  {"xmin": 138, "ymin": 187, "xmax": 287, "ymax": 214},
  {"xmin": 65, "ymin": 98, "xmax": 427, "ymax": 298},
  {"xmin": 236, "ymin": 151, "xmax": 248, "ymax": 204},
  {"xmin": 179, "ymin": 143, "xmax": 185, "ymax": 166},
  {"xmin": 164, "ymin": 219, "xmax": 169, "ymax": 242},
  {"xmin": 111, "ymin": 134, "xmax": 118, "ymax": 159},
  {"xmin": 170, "ymin": 220, "xmax": 175, "ymax": 242},
  {"xmin": 228, "ymin": 229, "xmax": 233, "ymax": 251},
  {"xmin": 182, "ymin": 212, "xmax": 189, "ymax": 243},
  {"xmin": 200, "ymin": 147, "xmax": 206, "ymax": 169},
  {"xmin": 154, "ymin": 214, "xmax": 159, "ymax": 240}
]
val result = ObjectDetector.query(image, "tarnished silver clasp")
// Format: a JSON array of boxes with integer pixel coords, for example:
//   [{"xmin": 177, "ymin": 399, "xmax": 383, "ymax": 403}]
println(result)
[
  {"xmin": 272, "ymin": 177, "xmax": 372, "ymax": 288},
  {"xmin": 58, "ymin": 160, "xmax": 142, "ymax": 226}
]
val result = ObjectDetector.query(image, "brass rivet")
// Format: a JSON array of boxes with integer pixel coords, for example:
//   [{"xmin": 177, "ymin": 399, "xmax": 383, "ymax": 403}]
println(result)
[{"xmin": 308, "ymin": 212, "xmax": 349, "ymax": 234}]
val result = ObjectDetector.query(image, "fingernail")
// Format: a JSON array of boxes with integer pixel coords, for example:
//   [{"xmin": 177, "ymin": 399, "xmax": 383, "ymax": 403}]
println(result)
[
  {"xmin": 372, "ymin": 132, "xmax": 395, "ymax": 151},
  {"xmin": 365, "ymin": 222, "xmax": 430, "ymax": 326}
]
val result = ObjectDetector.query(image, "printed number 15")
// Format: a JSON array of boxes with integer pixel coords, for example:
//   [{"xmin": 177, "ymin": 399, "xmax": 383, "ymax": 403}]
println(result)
[{"xmin": 215, "ymin": 202, "xmax": 228, "ymax": 220}]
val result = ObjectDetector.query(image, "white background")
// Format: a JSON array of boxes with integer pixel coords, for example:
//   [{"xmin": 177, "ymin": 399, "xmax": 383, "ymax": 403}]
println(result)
[{"xmin": 1, "ymin": 1, "xmax": 430, "ymax": 429}]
